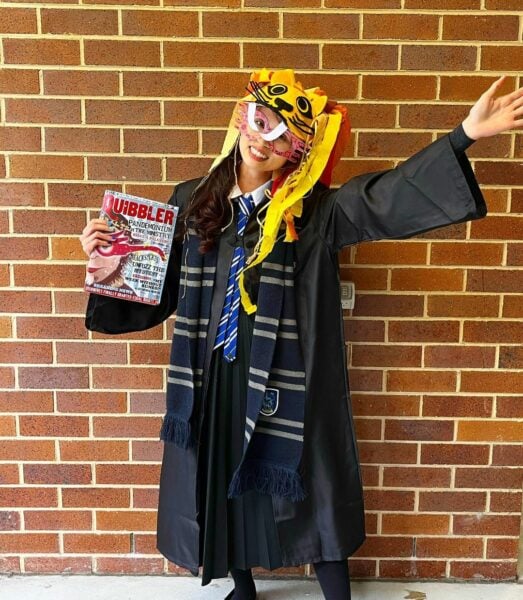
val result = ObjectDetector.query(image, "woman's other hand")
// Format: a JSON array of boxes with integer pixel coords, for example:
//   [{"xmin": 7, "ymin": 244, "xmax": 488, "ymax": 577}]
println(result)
[
  {"xmin": 80, "ymin": 218, "xmax": 114, "ymax": 257},
  {"xmin": 462, "ymin": 75, "xmax": 523, "ymax": 140}
]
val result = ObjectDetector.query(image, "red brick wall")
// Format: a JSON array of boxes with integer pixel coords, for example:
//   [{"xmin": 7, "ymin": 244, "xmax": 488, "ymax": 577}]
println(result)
[{"xmin": 1, "ymin": 0, "xmax": 522, "ymax": 582}]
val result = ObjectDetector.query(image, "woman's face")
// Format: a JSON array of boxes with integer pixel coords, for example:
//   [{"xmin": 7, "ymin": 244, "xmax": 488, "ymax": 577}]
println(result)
[
  {"xmin": 85, "ymin": 248, "xmax": 123, "ymax": 285},
  {"xmin": 238, "ymin": 104, "xmax": 290, "ymax": 173}
]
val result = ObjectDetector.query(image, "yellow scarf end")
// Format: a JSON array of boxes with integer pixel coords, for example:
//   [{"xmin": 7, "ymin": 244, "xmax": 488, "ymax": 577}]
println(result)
[{"xmin": 239, "ymin": 272, "xmax": 257, "ymax": 314}]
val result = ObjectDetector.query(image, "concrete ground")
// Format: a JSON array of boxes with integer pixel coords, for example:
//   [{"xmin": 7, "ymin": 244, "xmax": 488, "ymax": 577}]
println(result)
[{"xmin": 0, "ymin": 575, "xmax": 521, "ymax": 600}]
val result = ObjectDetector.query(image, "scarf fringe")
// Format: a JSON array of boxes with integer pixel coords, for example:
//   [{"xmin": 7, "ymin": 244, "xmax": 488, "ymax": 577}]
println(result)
[
  {"xmin": 159, "ymin": 413, "xmax": 191, "ymax": 449},
  {"xmin": 227, "ymin": 461, "xmax": 307, "ymax": 502}
]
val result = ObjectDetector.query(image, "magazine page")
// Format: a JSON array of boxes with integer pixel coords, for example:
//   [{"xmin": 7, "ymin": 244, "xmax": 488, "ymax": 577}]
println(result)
[{"xmin": 84, "ymin": 190, "xmax": 178, "ymax": 305}]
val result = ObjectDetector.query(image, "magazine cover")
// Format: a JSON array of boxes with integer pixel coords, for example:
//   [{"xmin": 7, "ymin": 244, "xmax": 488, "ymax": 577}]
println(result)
[{"xmin": 84, "ymin": 190, "xmax": 179, "ymax": 305}]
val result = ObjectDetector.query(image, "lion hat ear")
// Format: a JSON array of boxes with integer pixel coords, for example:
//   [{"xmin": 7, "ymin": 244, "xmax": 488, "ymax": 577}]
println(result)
[{"xmin": 209, "ymin": 68, "xmax": 351, "ymax": 314}]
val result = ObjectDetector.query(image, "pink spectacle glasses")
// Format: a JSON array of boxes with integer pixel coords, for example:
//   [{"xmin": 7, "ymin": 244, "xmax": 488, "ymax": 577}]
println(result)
[{"xmin": 237, "ymin": 102, "xmax": 306, "ymax": 163}]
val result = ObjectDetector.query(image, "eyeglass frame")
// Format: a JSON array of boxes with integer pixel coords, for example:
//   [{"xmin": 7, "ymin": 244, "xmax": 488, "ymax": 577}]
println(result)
[{"xmin": 236, "ymin": 102, "xmax": 306, "ymax": 163}]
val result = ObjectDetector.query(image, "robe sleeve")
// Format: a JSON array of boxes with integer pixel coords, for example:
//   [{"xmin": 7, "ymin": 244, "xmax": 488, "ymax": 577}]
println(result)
[
  {"xmin": 84, "ymin": 186, "xmax": 183, "ymax": 334},
  {"xmin": 318, "ymin": 126, "xmax": 487, "ymax": 251}
]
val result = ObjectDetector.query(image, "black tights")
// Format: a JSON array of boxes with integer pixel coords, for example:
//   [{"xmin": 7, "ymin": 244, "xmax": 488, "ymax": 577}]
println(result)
[
  {"xmin": 229, "ymin": 560, "xmax": 351, "ymax": 600},
  {"xmin": 313, "ymin": 559, "xmax": 351, "ymax": 600},
  {"xmin": 229, "ymin": 568, "xmax": 256, "ymax": 600}
]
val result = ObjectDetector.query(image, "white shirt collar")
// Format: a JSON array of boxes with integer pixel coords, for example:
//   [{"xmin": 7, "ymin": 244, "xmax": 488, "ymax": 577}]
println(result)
[{"xmin": 228, "ymin": 179, "xmax": 272, "ymax": 207}]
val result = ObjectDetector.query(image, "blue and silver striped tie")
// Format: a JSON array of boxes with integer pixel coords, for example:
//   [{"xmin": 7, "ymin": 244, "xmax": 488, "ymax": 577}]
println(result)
[{"xmin": 214, "ymin": 194, "xmax": 255, "ymax": 362}]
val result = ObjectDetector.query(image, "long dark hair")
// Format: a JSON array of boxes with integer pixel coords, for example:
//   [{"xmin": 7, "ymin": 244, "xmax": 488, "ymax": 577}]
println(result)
[{"xmin": 176, "ymin": 146, "xmax": 238, "ymax": 253}]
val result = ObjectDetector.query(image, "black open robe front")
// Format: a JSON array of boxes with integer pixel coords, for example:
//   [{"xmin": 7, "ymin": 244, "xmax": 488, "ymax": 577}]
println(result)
[{"xmin": 85, "ymin": 131, "xmax": 487, "ymax": 577}]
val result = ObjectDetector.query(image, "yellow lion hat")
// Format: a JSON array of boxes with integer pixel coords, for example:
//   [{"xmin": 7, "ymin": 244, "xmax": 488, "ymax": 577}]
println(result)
[{"xmin": 210, "ymin": 69, "xmax": 351, "ymax": 313}]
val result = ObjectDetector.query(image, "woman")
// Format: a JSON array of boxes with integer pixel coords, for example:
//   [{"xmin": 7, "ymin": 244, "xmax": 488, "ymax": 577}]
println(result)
[{"xmin": 81, "ymin": 70, "xmax": 523, "ymax": 600}]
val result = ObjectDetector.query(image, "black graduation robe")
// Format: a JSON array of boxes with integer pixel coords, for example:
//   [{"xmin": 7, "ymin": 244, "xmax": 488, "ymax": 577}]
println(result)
[{"xmin": 85, "ymin": 131, "xmax": 487, "ymax": 574}]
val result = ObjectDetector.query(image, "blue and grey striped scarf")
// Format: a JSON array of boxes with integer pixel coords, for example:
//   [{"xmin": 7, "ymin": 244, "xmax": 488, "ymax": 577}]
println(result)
[{"xmin": 160, "ymin": 230, "xmax": 307, "ymax": 502}]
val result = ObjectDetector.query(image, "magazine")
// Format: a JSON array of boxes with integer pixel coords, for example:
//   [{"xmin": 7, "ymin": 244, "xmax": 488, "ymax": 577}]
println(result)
[{"xmin": 84, "ymin": 190, "xmax": 178, "ymax": 305}]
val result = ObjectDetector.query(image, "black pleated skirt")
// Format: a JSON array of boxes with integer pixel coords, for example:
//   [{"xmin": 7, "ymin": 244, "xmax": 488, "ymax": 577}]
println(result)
[{"xmin": 198, "ymin": 308, "xmax": 283, "ymax": 586}]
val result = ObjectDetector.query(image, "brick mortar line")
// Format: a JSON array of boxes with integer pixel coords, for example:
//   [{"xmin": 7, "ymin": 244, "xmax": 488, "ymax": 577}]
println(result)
[
  {"xmin": 4, "ymin": 150, "xmax": 11, "ymax": 179},
  {"xmin": 499, "ymin": 294, "xmax": 505, "ymax": 320},
  {"xmin": 2, "ymin": 66, "xmax": 519, "ymax": 76},
  {"xmin": 1, "ymin": 123, "xmax": 229, "ymax": 129},
  {"xmin": 79, "ymin": 36, "xmax": 84, "ymax": 68},
  {"xmin": 80, "ymin": 97, "xmax": 86, "ymax": 126},
  {"xmin": 2, "ymin": 75, "xmax": 519, "ymax": 88},
  {"xmin": 0, "ymin": 418, "xmax": 520, "ymax": 424},
  {"xmin": 197, "ymin": 71, "xmax": 203, "ymax": 98},
  {"xmin": 239, "ymin": 39, "xmax": 244, "ymax": 69},
  {"xmin": 386, "ymin": 265, "xmax": 392, "ymax": 291},
  {"xmin": 414, "ymin": 446, "xmax": 420, "ymax": 478},
  {"xmin": 6, "ymin": 552, "xmax": 506, "ymax": 556},
  {"xmin": 510, "ymin": 128, "xmax": 516, "ymax": 157},
  {"xmin": 485, "ymin": 489, "xmax": 493, "ymax": 516},
  {"xmin": 456, "ymin": 318, "xmax": 464, "ymax": 342},
  {"xmin": 197, "ymin": 127, "xmax": 202, "ymax": 155},
  {"xmin": 160, "ymin": 156, "xmax": 166, "ymax": 183},
  {"xmin": 197, "ymin": 9, "xmax": 203, "ymax": 39},
  {"xmin": 342, "ymin": 314, "xmax": 521, "ymax": 318},
  {"xmin": 351, "ymin": 341, "xmax": 517, "ymax": 346},
  {"xmin": 118, "ymin": 122, "xmax": 124, "ymax": 154},
  {"xmin": 13, "ymin": 404, "xmax": 20, "ymax": 437},
  {"xmin": 159, "ymin": 94, "xmax": 165, "ymax": 127},
  {"xmin": 15, "ymin": 472, "xmax": 523, "ymax": 484},
  {"xmin": 3, "ymin": 524, "xmax": 518, "ymax": 532},
  {"xmin": 35, "ymin": 5, "xmax": 42, "ymax": 36},
  {"xmin": 39, "ymin": 116, "xmax": 45, "ymax": 153},
  {"xmin": 475, "ymin": 41, "xmax": 481, "ymax": 71},
  {"xmin": 345, "ymin": 389, "xmax": 517, "ymax": 394},
  {"xmin": 4, "ymin": 296, "xmax": 521, "ymax": 305},
  {"xmin": 2, "ymin": 387, "xmax": 519, "ymax": 395},
  {"xmin": 0, "ymin": 388, "xmax": 155, "ymax": 395},
  {"xmin": 2, "ymin": 4, "xmax": 523, "ymax": 14},
  {"xmin": 116, "ymin": 6, "xmax": 122, "ymax": 37},
  {"xmin": 117, "ymin": 70, "xmax": 123, "ymax": 98},
  {"xmin": 0, "ymin": 464, "xmax": 166, "ymax": 468},
  {"xmin": 380, "ymin": 366, "xmax": 523, "ymax": 373},
  {"xmin": 3, "ymin": 34, "xmax": 523, "ymax": 45},
  {"xmin": 437, "ymin": 14, "xmax": 443, "ymax": 40},
  {"xmin": 0, "ymin": 412, "xmax": 159, "ymax": 418},
  {"xmin": 356, "ymin": 74, "xmax": 363, "ymax": 107},
  {"xmin": 1, "ymin": 344, "xmax": 519, "ymax": 351}
]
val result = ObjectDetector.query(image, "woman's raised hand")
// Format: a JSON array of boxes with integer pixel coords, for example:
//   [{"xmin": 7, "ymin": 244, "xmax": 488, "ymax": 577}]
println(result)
[
  {"xmin": 462, "ymin": 75, "xmax": 523, "ymax": 140},
  {"xmin": 80, "ymin": 218, "xmax": 114, "ymax": 257}
]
